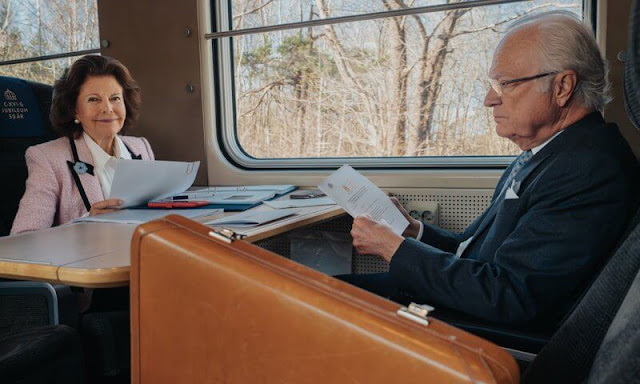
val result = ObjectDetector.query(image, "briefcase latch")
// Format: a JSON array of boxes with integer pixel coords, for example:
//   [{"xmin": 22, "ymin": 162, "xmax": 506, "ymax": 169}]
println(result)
[
  {"xmin": 208, "ymin": 228, "xmax": 245, "ymax": 244},
  {"xmin": 397, "ymin": 302, "xmax": 434, "ymax": 326}
]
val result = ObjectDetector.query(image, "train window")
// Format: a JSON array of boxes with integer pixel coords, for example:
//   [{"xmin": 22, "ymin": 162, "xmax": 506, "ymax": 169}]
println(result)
[
  {"xmin": 0, "ymin": 0, "xmax": 100, "ymax": 84},
  {"xmin": 211, "ymin": 0, "xmax": 587, "ymax": 168}
]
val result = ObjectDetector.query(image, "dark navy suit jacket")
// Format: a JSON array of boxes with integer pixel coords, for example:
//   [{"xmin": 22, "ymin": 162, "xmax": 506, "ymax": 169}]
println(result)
[{"xmin": 389, "ymin": 112, "xmax": 638, "ymax": 327}]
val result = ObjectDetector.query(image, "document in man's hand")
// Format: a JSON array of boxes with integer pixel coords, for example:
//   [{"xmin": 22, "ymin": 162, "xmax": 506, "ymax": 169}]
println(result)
[
  {"xmin": 109, "ymin": 159, "xmax": 200, "ymax": 208},
  {"xmin": 318, "ymin": 165, "xmax": 409, "ymax": 235}
]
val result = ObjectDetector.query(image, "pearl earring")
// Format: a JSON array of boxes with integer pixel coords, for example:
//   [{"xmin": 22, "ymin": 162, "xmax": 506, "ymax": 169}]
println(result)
[{"xmin": 74, "ymin": 119, "xmax": 80, "ymax": 124}]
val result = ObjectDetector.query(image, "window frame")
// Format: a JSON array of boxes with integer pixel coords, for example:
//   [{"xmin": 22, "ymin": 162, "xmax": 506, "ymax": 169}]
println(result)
[
  {"xmin": 0, "ymin": 1, "xmax": 101, "ymax": 77},
  {"xmin": 210, "ymin": 0, "xmax": 592, "ymax": 170}
]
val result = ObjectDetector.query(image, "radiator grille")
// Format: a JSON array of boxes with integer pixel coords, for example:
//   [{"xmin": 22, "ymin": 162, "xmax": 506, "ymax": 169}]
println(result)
[{"xmin": 394, "ymin": 190, "xmax": 493, "ymax": 233}]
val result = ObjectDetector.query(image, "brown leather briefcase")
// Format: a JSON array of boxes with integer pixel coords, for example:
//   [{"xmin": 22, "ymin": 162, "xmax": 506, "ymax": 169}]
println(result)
[{"xmin": 131, "ymin": 215, "xmax": 518, "ymax": 383}]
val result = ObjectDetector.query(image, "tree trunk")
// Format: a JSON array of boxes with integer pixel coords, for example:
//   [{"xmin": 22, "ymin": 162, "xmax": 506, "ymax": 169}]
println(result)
[
  {"xmin": 387, "ymin": 12, "xmax": 409, "ymax": 155},
  {"xmin": 412, "ymin": 7, "xmax": 466, "ymax": 155}
]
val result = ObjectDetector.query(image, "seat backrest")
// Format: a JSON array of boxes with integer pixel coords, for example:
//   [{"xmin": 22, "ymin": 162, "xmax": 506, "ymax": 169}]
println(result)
[
  {"xmin": 521, "ymin": 206, "xmax": 640, "ymax": 383},
  {"xmin": 586, "ymin": 247, "xmax": 640, "ymax": 383},
  {"xmin": 523, "ymin": 1, "xmax": 640, "ymax": 381},
  {"xmin": 625, "ymin": 0, "xmax": 640, "ymax": 130},
  {"xmin": 0, "ymin": 76, "xmax": 57, "ymax": 236},
  {"xmin": 0, "ymin": 324, "xmax": 86, "ymax": 384},
  {"xmin": 581, "ymin": 2, "xmax": 640, "ymax": 381}
]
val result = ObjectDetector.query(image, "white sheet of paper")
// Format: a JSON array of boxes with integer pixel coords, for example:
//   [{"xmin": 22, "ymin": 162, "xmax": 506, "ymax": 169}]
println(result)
[
  {"xmin": 109, "ymin": 159, "xmax": 200, "ymax": 208},
  {"xmin": 317, "ymin": 165, "xmax": 409, "ymax": 235},
  {"xmin": 74, "ymin": 208, "xmax": 222, "ymax": 224},
  {"xmin": 264, "ymin": 196, "xmax": 336, "ymax": 209},
  {"xmin": 205, "ymin": 208, "xmax": 301, "ymax": 227}
]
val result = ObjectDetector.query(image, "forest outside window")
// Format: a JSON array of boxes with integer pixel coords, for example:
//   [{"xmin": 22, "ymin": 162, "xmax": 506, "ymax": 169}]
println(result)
[
  {"xmin": 215, "ymin": 0, "xmax": 585, "ymax": 164},
  {"xmin": 0, "ymin": 0, "xmax": 99, "ymax": 84}
]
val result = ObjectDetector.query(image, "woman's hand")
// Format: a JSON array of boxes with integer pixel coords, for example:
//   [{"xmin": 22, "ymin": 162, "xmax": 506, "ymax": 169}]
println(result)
[
  {"xmin": 390, "ymin": 197, "xmax": 421, "ymax": 238},
  {"xmin": 89, "ymin": 199, "xmax": 123, "ymax": 216},
  {"xmin": 351, "ymin": 215, "xmax": 404, "ymax": 262}
]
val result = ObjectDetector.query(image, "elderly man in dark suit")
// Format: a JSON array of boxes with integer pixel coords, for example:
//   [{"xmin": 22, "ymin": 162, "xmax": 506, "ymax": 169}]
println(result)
[{"xmin": 339, "ymin": 11, "xmax": 638, "ymax": 329}]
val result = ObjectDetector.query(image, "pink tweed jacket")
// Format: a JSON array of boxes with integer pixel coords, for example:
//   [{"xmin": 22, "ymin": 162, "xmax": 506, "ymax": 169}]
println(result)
[{"xmin": 11, "ymin": 135, "xmax": 154, "ymax": 234}]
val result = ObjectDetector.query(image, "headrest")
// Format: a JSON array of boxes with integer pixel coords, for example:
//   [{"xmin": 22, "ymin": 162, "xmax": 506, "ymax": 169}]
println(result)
[
  {"xmin": 624, "ymin": 0, "xmax": 640, "ymax": 131},
  {"xmin": 0, "ymin": 76, "xmax": 51, "ymax": 138}
]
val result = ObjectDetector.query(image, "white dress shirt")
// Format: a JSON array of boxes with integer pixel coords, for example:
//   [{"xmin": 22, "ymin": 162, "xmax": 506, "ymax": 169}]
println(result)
[
  {"xmin": 83, "ymin": 133, "xmax": 132, "ymax": 199},
  {"xmin": 414, "ymin": 130, "xmax": 565, "ymax": 257}
]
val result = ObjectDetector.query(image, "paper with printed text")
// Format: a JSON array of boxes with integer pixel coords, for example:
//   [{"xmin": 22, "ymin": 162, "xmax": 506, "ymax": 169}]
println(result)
[{"xmin": 318, "ymin": 165, "xmax": 408, "ymax": 235}]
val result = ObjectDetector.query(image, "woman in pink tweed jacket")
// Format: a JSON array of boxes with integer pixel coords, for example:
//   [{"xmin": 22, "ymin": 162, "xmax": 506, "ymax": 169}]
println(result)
[{"xmin": 11, "ymin": 55, "xmax": 154, "ymax": 234}]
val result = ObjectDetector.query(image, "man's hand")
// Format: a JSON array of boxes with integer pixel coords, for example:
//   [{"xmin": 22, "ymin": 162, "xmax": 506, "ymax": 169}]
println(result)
[
  {"xmin": 89, "ymin": 199, "xmax": 123, "ymax": 216},
  {"xmin": 351, "ymin": 215, "xmax": 404, "ymax": 262},
  {"xmin": 390, "ymin": 197, "xmax": 421, "ymax": 238}
]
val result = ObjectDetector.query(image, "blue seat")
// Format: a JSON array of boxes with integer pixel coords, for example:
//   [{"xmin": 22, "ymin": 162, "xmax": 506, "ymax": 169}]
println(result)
[
  {"xmin": 1, "ymin": 75, "xmax": 127, "ymax": 383},
  {"xmin": 0, "ymin": 76, "xmax": 57, "ymax": 236},
  {"xmin": 0, "ymin": 77, "xmax": 84, "ymax": 382}
]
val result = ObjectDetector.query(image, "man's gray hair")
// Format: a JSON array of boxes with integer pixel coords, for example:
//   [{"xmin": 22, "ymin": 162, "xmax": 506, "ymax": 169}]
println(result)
[{"xmin": 508, "ymin": 10, "xmax": 611, "ymax": 111}]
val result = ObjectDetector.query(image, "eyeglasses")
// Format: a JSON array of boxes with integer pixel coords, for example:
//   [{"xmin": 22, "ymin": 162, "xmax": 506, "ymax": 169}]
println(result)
[{"xmin": 489, "ymin": 71, "xmax": 559, "ymax": 97}]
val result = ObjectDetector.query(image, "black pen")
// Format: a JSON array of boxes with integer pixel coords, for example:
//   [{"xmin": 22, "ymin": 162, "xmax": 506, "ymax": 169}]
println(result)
[{"xmin": 171, "ymin": 192, "xmax": 214, "ymax": 200}]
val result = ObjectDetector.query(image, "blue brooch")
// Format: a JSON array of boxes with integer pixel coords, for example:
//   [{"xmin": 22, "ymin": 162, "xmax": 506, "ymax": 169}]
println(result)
[
  {"xmin": 73, "ymin": 161, "xmax": 89, "ymax": 174},
  {"xmin": 66, "ymin": 160, "xmax": 94, "ymax": 176}
]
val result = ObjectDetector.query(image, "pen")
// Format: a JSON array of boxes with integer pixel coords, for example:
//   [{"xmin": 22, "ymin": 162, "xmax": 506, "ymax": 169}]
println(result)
[{"xmin": 171, "ymin": 192, "xmax": 215, "ymax": 200}]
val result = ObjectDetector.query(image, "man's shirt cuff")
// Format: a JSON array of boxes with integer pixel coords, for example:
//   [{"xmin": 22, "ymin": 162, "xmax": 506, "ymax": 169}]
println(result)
[{"xmin": 415, "ymin": 221, "xmax": 424, "ymax": 241}]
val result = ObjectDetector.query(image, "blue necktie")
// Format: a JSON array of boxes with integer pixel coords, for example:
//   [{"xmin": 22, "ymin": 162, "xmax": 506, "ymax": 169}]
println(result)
[
  {"xmin": 456, "ymin": 150, "xmax": 533, "ymax": 258},
  {"xmin": 500, "ymin": 150, "xmax": 532, "ymax": 197}
]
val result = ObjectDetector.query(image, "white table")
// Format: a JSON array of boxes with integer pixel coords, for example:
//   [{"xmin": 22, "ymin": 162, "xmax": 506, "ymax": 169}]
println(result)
[{"xmin": 0, "ymin": 199, "xmax": 343, "ymax": 287}]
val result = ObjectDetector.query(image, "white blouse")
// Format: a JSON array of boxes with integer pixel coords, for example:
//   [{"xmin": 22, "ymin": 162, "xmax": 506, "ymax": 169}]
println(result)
[{"xmin": 83, "ymin": 133, "xmax": 132, "ymax": 199}]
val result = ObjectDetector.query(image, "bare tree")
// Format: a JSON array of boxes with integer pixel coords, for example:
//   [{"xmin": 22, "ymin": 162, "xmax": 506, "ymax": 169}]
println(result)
[
  {"xmin": 411, "ymin": 1, "xmax": 468, "ymax": 155},
  {"xmin": 231, "ymin": 0, "xmax": 579, "ymax": 159}
]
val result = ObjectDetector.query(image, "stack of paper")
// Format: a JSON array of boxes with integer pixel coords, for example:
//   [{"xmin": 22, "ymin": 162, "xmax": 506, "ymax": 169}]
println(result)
[
  {"xmin": 109, "ymin": 159, "xmax": 200, "ymax": 208},
  {"xmin": 160, "ymin": 190, "xmax": 277, "ymax": 205},
  {"xmin": 191, "ymin": 185, "xmax": 296, "ymax": 196},
  {"xmin": 205, "ymin": 208, "xmax": 301, "ymax": 227},
  {"xmin": 75, "ymin": 208, "xmax": 222, "ymax": 224},
  {"xmin": 264, "ymin": 196, "xmax": 336, "ymax": 209}
]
